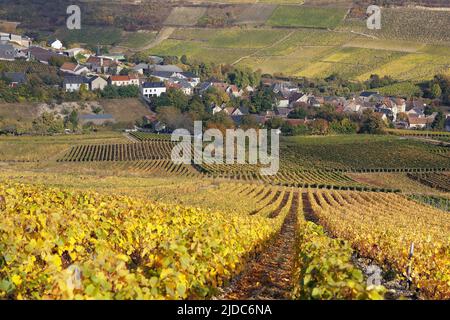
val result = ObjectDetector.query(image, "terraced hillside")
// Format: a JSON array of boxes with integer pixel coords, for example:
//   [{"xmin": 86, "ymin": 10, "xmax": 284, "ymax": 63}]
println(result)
[{"xmin": 141, "ymin": 2, "xmax": 450, "ymax": 81}]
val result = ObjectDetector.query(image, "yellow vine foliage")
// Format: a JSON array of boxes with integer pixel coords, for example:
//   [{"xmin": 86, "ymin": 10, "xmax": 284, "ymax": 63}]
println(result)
[
  {"xmin": 308, "ymin": 190, "xmax": 450, "ymax": 299},
  {"xmin": 0, "ymin": 182, "xmax": 280, "ymax": 300}
]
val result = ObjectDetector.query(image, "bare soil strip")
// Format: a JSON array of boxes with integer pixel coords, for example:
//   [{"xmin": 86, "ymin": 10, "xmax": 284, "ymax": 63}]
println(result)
[
  {"xmin": 219, "ymin": 193, "xmax": 299, "ymax": 300},
  {"xmin": 301, "ymin": 192, "xmax": 319, "ymax": 223},
  {"xmin": 269, "ymin": 192, "xmax": 290, "ymax": 218}
]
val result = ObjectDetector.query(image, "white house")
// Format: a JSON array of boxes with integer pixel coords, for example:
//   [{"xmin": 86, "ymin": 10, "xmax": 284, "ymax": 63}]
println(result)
[
  {"xmin": 63, "ymin": 76, "xmax": 89, "ymax": 92},
  {"xmin": 108, "ymin": 75, "xmax": 140, "ymax": 87},
  {"xmin": 49, "ymin": 39, "xmax": 63, "ymax": 50},
  {"xmin": 142, "ymin": 82, "xmax": 166, "ymax": 98},
  {"xmin": 150, "ymin": 71, "xmax": 200, "ymax": 88}
]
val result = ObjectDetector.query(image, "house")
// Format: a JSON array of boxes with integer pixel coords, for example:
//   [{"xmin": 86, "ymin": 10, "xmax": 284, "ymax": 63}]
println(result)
[
  {"xmin": 85, "ymin": 56, "xmax": 116, "ymax": 73},
  {"xmin": 406, "ymin": 106, "xmax": 425, "ymax": 118},
  {"xmin": 226, "ymin": 85, "xmax": 243, "ymax": 98},
  {"xmin": 87, "ymin": 76, "xmax": 108, "ymax": 91},
  {"xmin": 48, "ymin": 39, "xmax": 63, "ymax": 50},
  {"xmin": 79, "ymin": 114, "xmax": 115, "ymax": 126},
  {"xmin": 108, "ymin": 75, "xmax": 139, "ymax": 87},
  {"xmin": 308, "ymin": 97, "xmax": 322, "ymax": 108},
  {"xmin": 142, "ymin": 82, "xmax": 166, "ymax": 98},
  {"xmin": 408, "ymin": 116, "xmax": 429, "ymax": 129},
  {"xmin": 0, "ymin": 43, "xmax": 16, "ymax": 61},
  {"xmin": 166, "ymin": 78, "xmax": 194, "ymax": 95},
  {"xmin": 289, "ymin": 92, "xmax": 309, "ymax": 107},
  {"xmin": 445, "ymin": 116, "xmax": 450, "ymax": 132},
  {"xmin": 276, "ymin": 107, "xmax": 293, "ymax": 118},
  {"xmin": 197, "ymin": 82, "xmax": 213, "ymax": 95},
  {"xmin": 23, "ymin": 46, "xmax": 60, "ymax": 64},
  {"xmin": 276, "ymin": 92, "xmax": 290, "ymax": 109},
  {"xmin": 63, "ymin": 48, "xmax": 85, "ymax": 58},
  {"xmin": 63, "ymin": 75, "xmax": 89, "ymax": 92},
  {"xmin": 223, "ymin": 107, "xmax": 236, "ymax": 115},
  {"xmin": 148, "ymin": 64, "xmax": 183, "ymax": 73},
  {"xmin": 376, "ymin": 107, "xmax": 395, "ymax": 122},
  {"xmin": 407, "ymin": 113, "xmax": 437, "ymax": 129},
  {"xmin": 344, "ymin": 99, "xmax": 362, "ymax": 113},
  {"xmin": 211, "ymin": 105, "xmax": 224, "ymax": 114},
  {"xmin": 272, "ymin": 82, "xmax": 299, "ymax": 96},
  {"xmin": 0, "ymin": 33, "xmax": 31, "ymax": 47},
  {"xmin": 359, "ymin": 91, "xmax": 379, "ymax": 102},
  {"xmin": 133, "ymin": 63, "xmax": 149, "ymax": 75},
  {"xmin": 149, "ymin": 71, "xmax": 200, "ymax": 88},
  {"xmin": 2, "ymin": 72, "xmax": 27, "ymax": 87},
  {"xmin": 60, "ymin": 62, "xmax": 89, "ymax": 75}
]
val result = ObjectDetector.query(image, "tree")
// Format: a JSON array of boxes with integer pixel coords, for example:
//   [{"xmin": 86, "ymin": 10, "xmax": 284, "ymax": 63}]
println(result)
[
  {"xmin": 430, "ymin": 83, "xmax": 442, "ymax": 99},
  {"xmin": 309, "ymin": 119, "xmax": 330, "ymax": 135},
  {"xmin": 359, "ymin": 110, "xmax": 386, "ymax": 134},
  {"xmin": 240, "ymin": 115, "xmax": 259, "ymax": 130},
  {"xmin": 67, "ymin": 110, "xmax": 79, "ymax": 130},
  {"xmin": 431, "ymin": 111, "xmax": 445, "ymax": 130}
]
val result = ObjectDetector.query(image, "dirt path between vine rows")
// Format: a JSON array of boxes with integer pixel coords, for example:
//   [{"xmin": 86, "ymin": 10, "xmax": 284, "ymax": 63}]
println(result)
[{"xmin": 218, "ymin": 192, "xmax": 299, "ymax": 300}]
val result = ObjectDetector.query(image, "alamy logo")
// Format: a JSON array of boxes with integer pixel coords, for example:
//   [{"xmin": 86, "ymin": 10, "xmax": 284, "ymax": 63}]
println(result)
[
  {"xmin": 367, "ymin": 5, "xmax": 381, "ymax": 30},
  {"xmin": 171, "ymin": 121, "xmax": 280, "ymax": 176},
  {"xmin": 66, "ymin": 5, "xmax": 81, "ymax": 30}
]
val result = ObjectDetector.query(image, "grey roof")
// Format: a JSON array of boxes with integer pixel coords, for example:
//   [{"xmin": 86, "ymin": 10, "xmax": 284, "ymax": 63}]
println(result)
[
  {"xmin": 87, "ymin": 75, "xmax": 107, "ymax": 83},
  {"xmin": 360, "ymin": 91, "xmax": 379, "ymax": 97},
  {"xmin": 0, "ymin": 43, "xmax": 15, "ymax": 60},
  {"xmin": 79, "ymin": 114, "xmax": 114, "ymax": 120},
  {"xmin": 181, "ymin": 71, "xmax": 198, "ymax": 79},
  {"xmin": 63, "ymin": 75, "xmax": 89, "ymax": 85},
  {"xmin": 24, "ymin": 46, "xmax": 60, "ymax": 63},
  {"xmin": 150, "ymin": 71, "xmax": 174, "ymax": 79},
  {"xmin": 3, "ymin": 72, "xmax": 26, "ymax": 84},
  {"xmin": 197, "ymin": 82, "xmax": 212, "ymax": 92},
  {"xmin": 142, "ymin": 81, "xmax": 165, "ymax": 88},
  {"xmin": 149, "ymin": 64, "xmax": 183, "ymax": 72},
  {"xmin": 133, "ymin": 63, "xmax": 149, "ymax": 71}
]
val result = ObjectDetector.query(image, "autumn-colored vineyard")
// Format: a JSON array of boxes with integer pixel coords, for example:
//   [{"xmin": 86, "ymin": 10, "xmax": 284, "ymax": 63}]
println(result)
[
  {"xmin": 407, "ymin": 172, "xmax": 450, "ymax": 192},
  {"xmin": 308, "ymin": 190, "xmax": 450, "ymax": 299},
  {"xmin": 0, "ymin": 181, "xmax": 388, "ymax": 300}
]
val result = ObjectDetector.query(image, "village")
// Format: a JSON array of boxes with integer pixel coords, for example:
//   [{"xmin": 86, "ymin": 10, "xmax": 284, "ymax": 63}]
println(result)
[{"xmin": 1, "ymin": 31, "xmax": 449, "ymax": 133}]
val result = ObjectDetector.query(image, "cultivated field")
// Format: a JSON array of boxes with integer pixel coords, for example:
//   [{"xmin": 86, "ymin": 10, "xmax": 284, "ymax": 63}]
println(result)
[{"xmin": 1, "ymin": 131, "xmax": 449, "ymax": 300}]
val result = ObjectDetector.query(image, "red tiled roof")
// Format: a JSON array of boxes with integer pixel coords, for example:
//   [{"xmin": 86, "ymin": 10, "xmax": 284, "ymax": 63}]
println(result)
[
  {"xmin": 109, "ymin": 75, "xmax": 138, "ymax": 82},
  {"xmin": 86, "ymin": 56, "xmax": 114, "ymax": 66},
  {"xmin": 60, "ymin": 62, "xmax": 77, "ymax": 71}
]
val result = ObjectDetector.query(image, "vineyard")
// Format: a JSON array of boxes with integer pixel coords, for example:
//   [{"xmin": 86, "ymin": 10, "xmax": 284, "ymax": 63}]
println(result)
[
  {"xmin": 129, "ymin": 132, "xmax": 173, "ymax": 141},
  {"xmin": 307, "ymin": 190, "xmax": 450, "ymax": 299},
  {"xmin": 407, "ymin": 172, "xmax": 450, "ymax": 192},
  {"xmin": 0, "ymin": 180, "xmax": 386, "ymax": 300},
  {"xmin": 58, "ymin": 141, "xmax": 177, "ymax": 162},
  {"xmin": 1, "ymin": 130, "xmax": 450, "ymax": 300}
]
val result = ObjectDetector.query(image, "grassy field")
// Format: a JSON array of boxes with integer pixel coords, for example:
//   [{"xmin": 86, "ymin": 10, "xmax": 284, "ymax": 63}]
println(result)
[
  {"xmin": 100, "ymin": 98, "xmax": 153, "ymax": 124},
  {"xmin": 118, "ymin": 31, "xmax": 157, "ymax": 49},
  {"xmin": 55, "ymin": 26, "xmax": 123, "ymax": 46},
  {"xmin": 0, "ymin": 132, "xmax": 127, "ymax": 162},
  {"xmin": 267, "ymin": 5, "xmax": 348, "ymax": 29}
]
